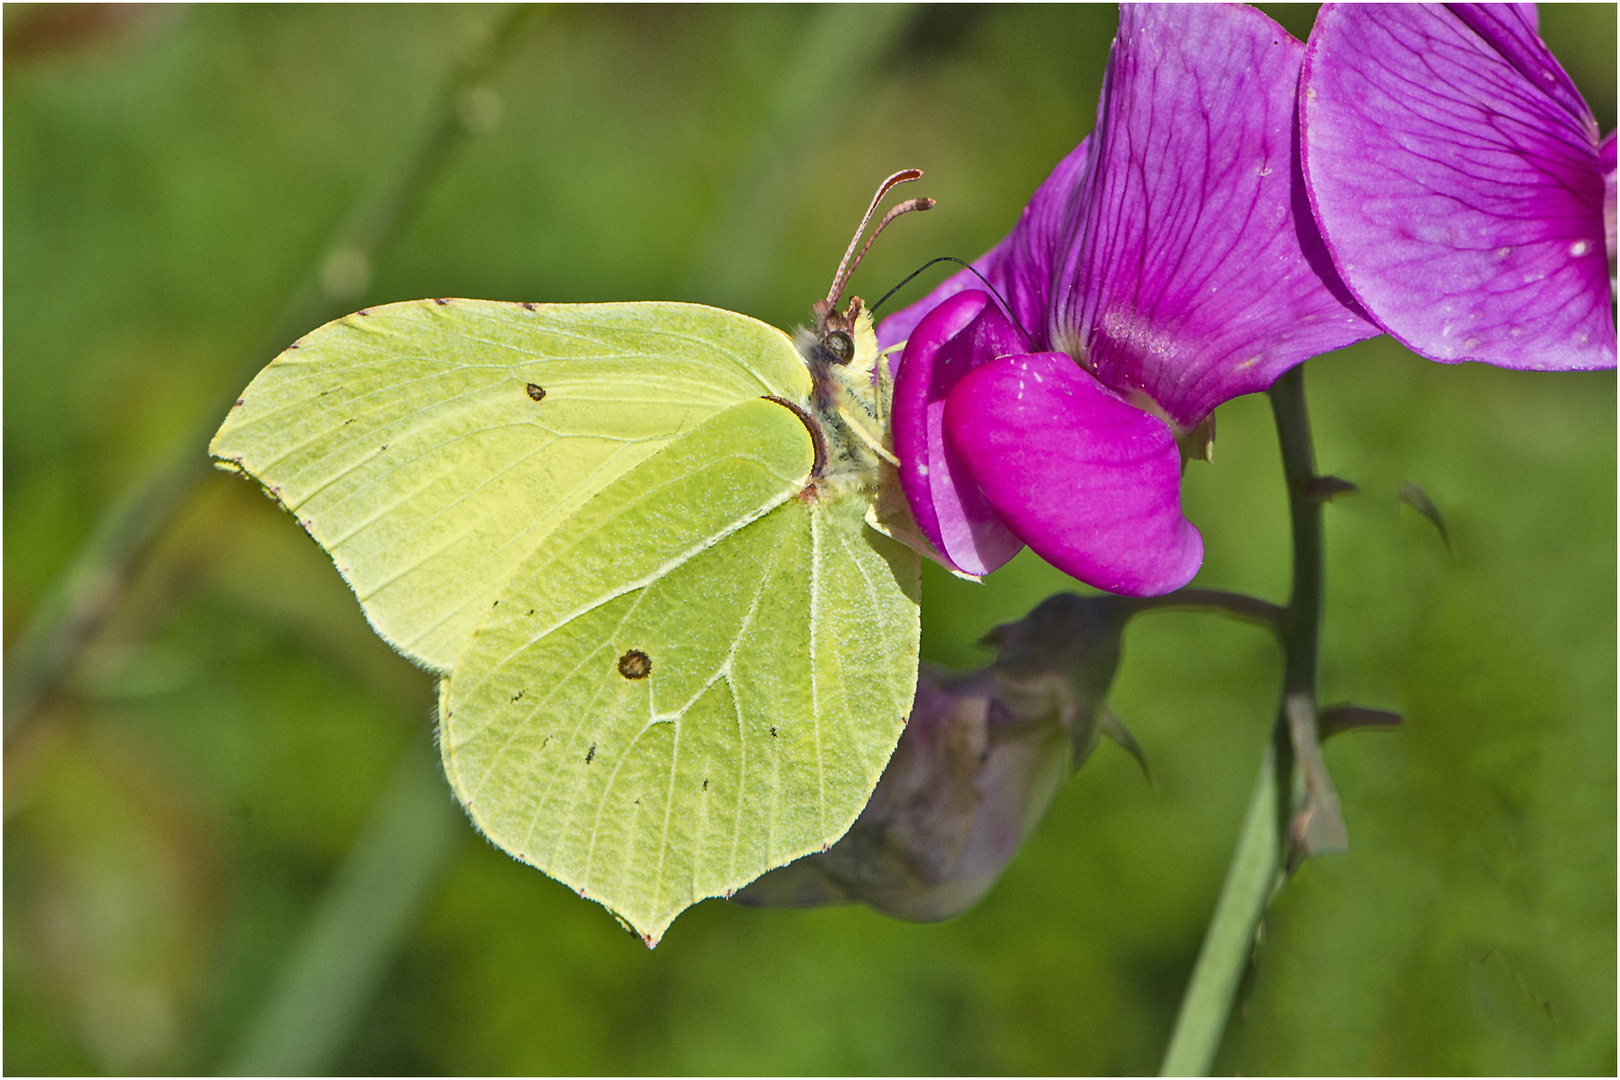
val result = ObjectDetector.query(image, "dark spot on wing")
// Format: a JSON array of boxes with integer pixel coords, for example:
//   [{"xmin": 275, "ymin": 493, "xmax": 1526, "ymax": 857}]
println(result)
[
  {"xmin": 234, "ymin": 398, "xmax": 244, "ymax": 408},
  {"xmin": 526, "ymin": 383, "xmax": 546, "ymax": 402},
  {"xmin": 618, "ymin": 649, "xmax": 652, "ymax": 679},
  {"xmin": 434, "ymin": 297, "xmax": 451, "ymax": 306},
  {"xmin": 357, "ymin": 308, "xmax": 371, "ymax": 317},
  {"xmin": 344, "ymin": 418, "xmax": 355, "ymax": 425},
  {"xmin": 287, "ymin": 341, "xmax": 300, "ymax": 350},
  {"xmin": 522, "ymin": 302, "xmax": 537, "ymax": 312},
  {"xmin": 585, "ymin": 744, "xmax": 596, "ymax": 764},
  {"xmin": 510, "ymin": 689, "xmax": 524, "ymax": 702}
]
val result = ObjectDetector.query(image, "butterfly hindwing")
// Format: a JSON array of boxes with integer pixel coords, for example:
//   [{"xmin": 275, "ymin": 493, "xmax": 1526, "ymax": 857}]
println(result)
[{"xmin": 441, "ymin": 398, "xmax": 919, "ymax": 943}]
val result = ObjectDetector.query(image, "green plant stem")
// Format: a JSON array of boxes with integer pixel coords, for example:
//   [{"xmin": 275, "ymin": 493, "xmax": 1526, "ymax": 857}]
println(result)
[
  {"xmin": 222, "ymin": 740, "xmax": 463, "ymax": 1076},
  {"xmin": 1158, "ymin": 364, "xmax": 1338, "ymax": 1075},
  {"xmin": 1158, "ymin": 742, "xmax": 1280, "ymax": 1077},
  {"xmin": 1, "ymin": 4, "xmax": 534, "ymax": 738}
]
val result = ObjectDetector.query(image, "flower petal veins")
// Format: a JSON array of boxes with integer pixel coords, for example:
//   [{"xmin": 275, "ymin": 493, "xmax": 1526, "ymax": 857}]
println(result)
[{"xmin": 1300, "ymin": 3, "xmax": 1615, "ymax": 370}]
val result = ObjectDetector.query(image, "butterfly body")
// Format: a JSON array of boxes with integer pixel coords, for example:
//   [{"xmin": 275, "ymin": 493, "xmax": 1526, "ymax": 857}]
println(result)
[{"xmin": 798, "ymin": 297, "xmax": 899, "ymax": 501}]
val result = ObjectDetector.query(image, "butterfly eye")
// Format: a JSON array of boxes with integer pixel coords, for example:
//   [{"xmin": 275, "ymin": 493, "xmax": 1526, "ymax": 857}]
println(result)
[{"xmin": 821, "ymin": 329, "xmax": 854, "ymax": 365}]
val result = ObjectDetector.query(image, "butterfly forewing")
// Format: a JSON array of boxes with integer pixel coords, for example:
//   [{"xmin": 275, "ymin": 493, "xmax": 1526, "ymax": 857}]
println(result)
[{"xmin": 210, "ymin": 300, "xmax": 813, "ymax": 672}]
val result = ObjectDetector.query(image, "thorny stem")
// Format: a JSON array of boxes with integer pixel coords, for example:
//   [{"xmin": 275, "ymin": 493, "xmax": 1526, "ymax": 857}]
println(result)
[
  {"xmin": 1269, "ymin": 365, "xmax": 1347, "ymax": 863},
  {"xmin": 1159, "ymin": 364, "xmax": 1343, "ymax": 1076},
  {"xmin": 2, "ymin": 5, "xmax": 535, "ymax": 737}
]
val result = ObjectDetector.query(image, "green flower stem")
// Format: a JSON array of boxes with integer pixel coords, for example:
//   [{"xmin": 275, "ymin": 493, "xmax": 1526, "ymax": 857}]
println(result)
[
  {"xmin": 1, "ymin": 5, "xmax": 535, "ymax": 737},
  {"xmin": 1158, "ymin": 364, "xmax": 1337, "ymax": 1075},
  {"xmin": 1158, "ymin": 741, "xmax": 1281, "ymax": 1077}
]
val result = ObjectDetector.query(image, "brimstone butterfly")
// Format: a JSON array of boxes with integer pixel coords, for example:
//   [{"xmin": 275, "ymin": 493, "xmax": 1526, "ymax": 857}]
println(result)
[{"xmin": 209, "ymin": 172, "xmax": 932, "ymax": 944}]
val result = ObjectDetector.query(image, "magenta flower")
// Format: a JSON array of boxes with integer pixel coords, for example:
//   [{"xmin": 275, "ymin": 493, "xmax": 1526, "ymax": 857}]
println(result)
[
  {"xmin": 1299, "ymin": 3, "xmax": 1616, "ymax": 370},
  {"xmin": 880, "ymin": 4, "xmax": 1377, "ymax": 596}
]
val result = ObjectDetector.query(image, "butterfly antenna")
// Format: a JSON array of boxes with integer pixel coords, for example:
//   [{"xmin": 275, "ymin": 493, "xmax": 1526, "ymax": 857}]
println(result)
[
  {"xmin": 847, "ymin": 198, "xmax": 935, "ymax": 295},
  {"xmin": 826, "ymin": 169, "xmax": 930, "ymax": 308},
  {"xmin": 871, "ymin": 255, "xmax": 1036, "ymax": 349}
]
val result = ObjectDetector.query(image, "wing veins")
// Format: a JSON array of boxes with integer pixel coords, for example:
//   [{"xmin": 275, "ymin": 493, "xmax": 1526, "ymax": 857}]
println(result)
[
  {"xmin": 808, "ymin": 509, "xmax": 828, "ymax": 839},
  {"xmin": 515, "ymin": 483, "xmax": 799, "ymax": 656},
  {"xmin": 346, "ymin": 431, "xmax": 660, "ymax": 606}
]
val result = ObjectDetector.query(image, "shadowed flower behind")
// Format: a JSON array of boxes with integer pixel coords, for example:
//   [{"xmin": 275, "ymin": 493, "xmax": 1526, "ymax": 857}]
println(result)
[{"xmin": 735, "ymin": 593, "xmax": 1142, "ymax": 922}]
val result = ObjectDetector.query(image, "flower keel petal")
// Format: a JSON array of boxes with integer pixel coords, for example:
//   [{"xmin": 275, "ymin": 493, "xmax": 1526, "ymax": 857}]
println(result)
[
  {"xmin": 944, "ymin": 352, "xmax": 1202, "ymax": 596},
  {"xmin": 893, "ymin": 291, "xmax": 1027, "ymax": 576}
]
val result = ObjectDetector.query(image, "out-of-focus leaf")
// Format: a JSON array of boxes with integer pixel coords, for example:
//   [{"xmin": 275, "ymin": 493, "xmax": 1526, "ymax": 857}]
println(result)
[{"xmin": 1398, "ymin": 480, "xmax": 1453, "ymax": 552}]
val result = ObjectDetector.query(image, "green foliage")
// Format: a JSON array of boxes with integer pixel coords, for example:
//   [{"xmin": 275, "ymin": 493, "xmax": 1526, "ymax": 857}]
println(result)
[{"xmin": 4, "ymin": 4, "xmax": 1613, "ymax": 1074}]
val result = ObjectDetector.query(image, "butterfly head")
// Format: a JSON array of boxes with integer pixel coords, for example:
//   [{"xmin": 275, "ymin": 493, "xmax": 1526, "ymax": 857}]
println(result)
[
  {"xmin": 809, "ymin": 295, "xmax": 877, "ymax": 373},
  {"xmin": 790, "ymin": 171, "xmax": 931, "ymax": 495}
]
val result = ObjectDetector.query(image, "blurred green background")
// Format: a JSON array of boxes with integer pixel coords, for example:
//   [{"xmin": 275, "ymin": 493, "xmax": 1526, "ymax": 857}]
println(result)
[{"xmin": 5, "ymin": 4, "xmax": 1614, "ymax": 1074}]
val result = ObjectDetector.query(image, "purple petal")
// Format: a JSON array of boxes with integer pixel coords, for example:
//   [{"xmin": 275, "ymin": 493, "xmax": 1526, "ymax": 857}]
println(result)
[
  {"xmin": 1603, "ymin": 130, "xmax": 1615, "ymax": 282},
  {"xmin": 877, "ymin": 137, "xmax": 1093, "ymax": 353},
  {"xmin": 893, "ymin": 291, "xmax": 1027, "ymax": 576},
  {"xmin": 1300, "ymin": 3, "xmax": 1615, "ymax": 370},
  {"xmin": 1050, "ymin": 4, "xmax": 1377, "ymax": 430},
  {"xmin": 943, "ymin": 352, "xmax": 1202, "ymax": 597}
]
